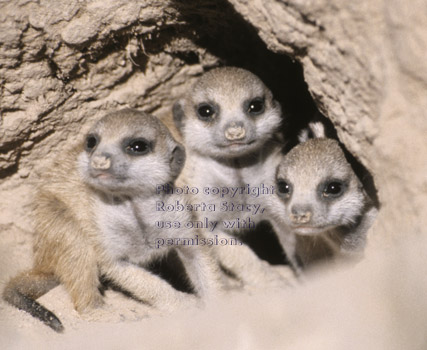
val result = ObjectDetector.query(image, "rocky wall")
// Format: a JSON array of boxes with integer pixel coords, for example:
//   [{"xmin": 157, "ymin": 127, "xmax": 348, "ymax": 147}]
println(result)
[
  {"xmin": 1, "ymin": 0, "xmax": 427, "ymax": 253},
  {"xmin": 228, "ymin": 0, "xmax": 427, "ymax": 248}
]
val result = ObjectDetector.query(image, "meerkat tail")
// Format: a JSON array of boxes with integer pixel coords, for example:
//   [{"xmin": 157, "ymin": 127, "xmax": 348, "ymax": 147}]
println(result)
[{"xmin": 2, "ymin": 270, "xmax": 63, "ymax": 332}]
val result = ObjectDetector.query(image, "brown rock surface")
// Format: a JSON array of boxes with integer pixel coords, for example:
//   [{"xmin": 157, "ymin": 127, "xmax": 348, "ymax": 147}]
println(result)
[{"xmin": 229, "ymin": 0, "xmax": 427, "ymax": 247}]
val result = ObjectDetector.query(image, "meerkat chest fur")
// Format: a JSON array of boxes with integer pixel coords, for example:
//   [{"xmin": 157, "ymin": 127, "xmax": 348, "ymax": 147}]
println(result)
[
  {"xmin": 95, "ymin": 196, "xmax": 156, "ymax": 263},
  {"xmin": 177, "ymin": 142, "xmax": 282, "ymax": 233},
  {"xmin": 94, "ymin": 193, "xmax": 192, "ymax": 264}
]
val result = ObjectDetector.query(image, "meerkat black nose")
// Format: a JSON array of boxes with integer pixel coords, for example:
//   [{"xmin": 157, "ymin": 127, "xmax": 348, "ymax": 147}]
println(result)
[
  {"xmin": 290, "ymin": 204, "xmax": 313, "ymax": 224},
  {"xmin": 224, "ymin": 121, "xmax": 246, "ymax": 141},
  {"xmin": 91, "ymin": 153, "xmax": 112, "ymax": 170}
]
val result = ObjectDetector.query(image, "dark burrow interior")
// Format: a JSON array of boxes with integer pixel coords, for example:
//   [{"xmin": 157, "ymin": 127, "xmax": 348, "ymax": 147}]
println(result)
[
  {"xmin": 73, "ymin": 0, "xmax": 379, "ymax": 291},
  {"xmin": 127, "ymin": 0, "xmax": 379, "ymax": 291},
  {"xmin": 111, "ymin": 0, "xmax": 313, "ymax": 278}
]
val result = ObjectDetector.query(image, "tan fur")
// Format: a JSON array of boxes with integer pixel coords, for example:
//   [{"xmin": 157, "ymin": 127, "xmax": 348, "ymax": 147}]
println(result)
[
  {"xmin": 3, "ymin": 109, "xmax": 222, "ymax": 332},
  {"xmin": 30, "ymin": 147, "xmax": 103, "ymax": 311}
]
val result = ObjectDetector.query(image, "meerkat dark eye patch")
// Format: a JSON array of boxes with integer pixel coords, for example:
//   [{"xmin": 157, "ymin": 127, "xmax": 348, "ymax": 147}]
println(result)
[
  {"xmin": 85, "ymin": 134, "xmax": 98, "ymax": 152},
  {"xmin": 322, "ymin": 181, "xmax": 346, "ymax": 198},
  {"xmin": 276, "ymin": 179, "xmax": 292, "ymax": 198},
  {"xmin": 247, "ymin": 97, "xmax": 265, "ymax": 115},
  {"xmin": 196, "ymin": 103, "xmax": 215, "ymax": 121},
  {"xmin": 124, "ymin": 138, "xmax": 151, "ymax": 156}
]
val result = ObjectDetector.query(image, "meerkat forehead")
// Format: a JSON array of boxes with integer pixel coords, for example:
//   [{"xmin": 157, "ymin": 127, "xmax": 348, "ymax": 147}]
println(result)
[
  {"xmin": 278, "ymin": 138, "xmax": 353, "ymax": 181},
  {"xmin": 89, "ymin": 109, "xmax": 171, "ymax": 149},
  {"xmin": 190, "ymin": 67, "xmax": 270, "ymax": 105}
]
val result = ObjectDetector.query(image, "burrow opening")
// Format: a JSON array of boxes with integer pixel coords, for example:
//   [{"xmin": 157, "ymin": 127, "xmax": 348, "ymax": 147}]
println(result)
[
  {"xmin": 168, "ymin": 0, "xmax": 317, "ymax": 266},
  {"xmin": 110, "ymin": 0, "xmax": 378, "ymax": 271},
  {"xmin": 161, "ymin": 0, "xmax": 378, "ymax": 266},
  {"xmin": 59, "ymin": 0, "xmax": 378, "ymax": 271}
]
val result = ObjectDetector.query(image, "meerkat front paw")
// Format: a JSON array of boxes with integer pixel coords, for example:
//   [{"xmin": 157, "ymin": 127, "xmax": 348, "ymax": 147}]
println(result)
[
  {"xmin": 154, "ymin": 291, "xmax": 200, "ymax": 314},
  {"xmin": 242, "ymin": 263, "xmax": 295, "ymax": 293},
  {"xmin": 270, "ymin": 265, "xmax": 299, "ymax": 287}
]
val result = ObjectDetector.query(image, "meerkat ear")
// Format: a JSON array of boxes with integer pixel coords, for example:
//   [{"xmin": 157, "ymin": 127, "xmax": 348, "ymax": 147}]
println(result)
[
  {"xmin": 272, "ymin": 98, "xmax": 281, "ymax": 110},
  {"xmin": 172, "ymin": 99, "xmax": 186, "ymax": 132},
  {"xmin": 170, "ymin": 143, "xmax": 186, "ymax": 178},
  {"xmin": 272, "ymin": 98, "xmax": 283, "ymax": 118},
  {"xmin": 298, "ymin": 121, "xmax": 326, "ymax": 143}
]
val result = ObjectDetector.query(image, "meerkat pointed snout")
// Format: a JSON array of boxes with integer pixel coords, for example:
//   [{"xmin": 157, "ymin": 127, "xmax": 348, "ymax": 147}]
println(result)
[
  {"xmin": 224, "ymin": 121, "xmax": 246, "ymax": 141},
  {"xmin": 290, "ymin": 204, "xmax": 313, "ymax": 225},
  {"xmin": 173, "ymin": 67, "xmax": 282, "ymax": 159},
  {"xmin": 91, "ymin": 154, "xmax": 112, "ymax": 170}
]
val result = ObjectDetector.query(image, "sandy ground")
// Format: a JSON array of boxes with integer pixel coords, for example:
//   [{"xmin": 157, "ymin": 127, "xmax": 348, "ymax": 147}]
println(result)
[{"xmin": 1, "ymin": 222, "xmax": 427, "ymax": 350}]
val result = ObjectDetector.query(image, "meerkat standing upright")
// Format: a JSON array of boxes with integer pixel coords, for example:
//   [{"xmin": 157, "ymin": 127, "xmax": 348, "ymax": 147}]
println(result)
[
  {"xmin": 173, "ymin": 67, "xmax": 293, "ymax": 287},
  {"xmin": 266, "ymin": 135, "xmax": 378, "ymax": 269},
  {"xmin": 3, "ymin": 109, "xmax": 222, "ymax": 332}
]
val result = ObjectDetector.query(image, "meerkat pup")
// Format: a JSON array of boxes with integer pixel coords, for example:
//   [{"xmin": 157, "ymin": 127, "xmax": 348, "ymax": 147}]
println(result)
[
  {"xmin": 3, "ymin": 109, "xmax": 221, "ymax": 332},
  {"xmin": 267, "ymin": 136, "xmax": 378, "ymax": 270},
  {"xmin": 172, "ymin": 67, "xmax": 292, "ymax": 288}
]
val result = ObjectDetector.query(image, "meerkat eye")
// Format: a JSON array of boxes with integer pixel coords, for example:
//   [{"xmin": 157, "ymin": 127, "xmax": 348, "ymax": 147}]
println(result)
[
  {"xmin": 196, "ymin": 103, "xmax": 215, "ymax": 121},
  {"xmin": 85, "ymin": 134, "xmax": 98, "ymax": 152},
  {"xmin": 125, "ymin": 138, "xmax": 151, "ymax": 156},
  {"xmin": 276, "ymin": 179, "xmax": 292, "ymax": 197},
  {"xmin": 247, "ymin": 98, "xmax": 265, "ymax": 115},
  {"xmin": 323, "ymin": 181, "xmax": 344, "ymax": 197}
]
